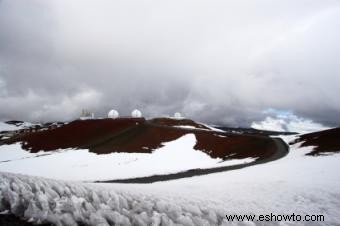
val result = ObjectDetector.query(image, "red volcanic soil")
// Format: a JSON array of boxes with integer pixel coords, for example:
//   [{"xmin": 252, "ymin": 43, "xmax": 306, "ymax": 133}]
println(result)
[
  {"xmin": 92, "ymin": 123, "xmax": 276, "ymax": 160},
  {"xmin": 5, "ymin": 118, "xmax": 276, "ymax": 160},
  {"xmin": 194, "ymin": 131, "xmax": 275, "ymax": 160},
  {"xmin": 290, "ymin": 127, "xmax": 340, "ymax": 155},
  {"xmin": 5, "ymin": 118, "xmax": 145, "ymax": 152}
]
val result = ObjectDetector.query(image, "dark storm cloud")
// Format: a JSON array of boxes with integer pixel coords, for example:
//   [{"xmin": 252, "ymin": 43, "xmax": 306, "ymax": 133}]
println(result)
[{"xmin": 0, "ymin": 0, "xmax": 339, "ymax": 126}]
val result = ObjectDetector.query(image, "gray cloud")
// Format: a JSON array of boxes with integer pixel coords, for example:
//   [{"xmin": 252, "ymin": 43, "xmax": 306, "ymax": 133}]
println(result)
[{"xmin": 0, "ymin": 0, "xmax": 339, "ymax": 126}]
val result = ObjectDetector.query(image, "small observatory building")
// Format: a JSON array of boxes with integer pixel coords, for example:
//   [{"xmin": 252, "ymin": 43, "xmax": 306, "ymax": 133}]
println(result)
[
  {"xmin": 131, "ymin": 109, "xmax": 142, "ymax": 118},
  {"xmin": 108, "ymin": 109, "xmax": 119, "ymax": 119}
]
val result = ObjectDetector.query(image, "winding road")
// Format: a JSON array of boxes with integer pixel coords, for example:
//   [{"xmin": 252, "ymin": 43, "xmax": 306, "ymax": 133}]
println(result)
[{"xmin": 96, "ymin": 137, "xmax": 289, "ymax": 184}]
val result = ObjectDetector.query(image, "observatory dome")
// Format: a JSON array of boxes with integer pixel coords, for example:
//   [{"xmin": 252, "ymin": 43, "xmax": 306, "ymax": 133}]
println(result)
[
  {"xmin": 174, "ymin": 112, "xmax": 182, "ymax": 119},
  {"xmin": 108, "ymin": 109, "xmax": 119, "ymax": 119},
  {"xmin": 131, "ymin": 109, "xmax": 142, "ymax": 118}
]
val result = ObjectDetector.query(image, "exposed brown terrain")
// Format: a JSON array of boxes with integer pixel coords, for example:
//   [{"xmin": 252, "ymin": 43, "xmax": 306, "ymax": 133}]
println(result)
[
  {"xmin": 290, "ymin": 127, "xmax": 340, "ymax": 155},
  {"xmin": 3, "ymin": 118, "xmax": 276, "ymax": 161},
  {"xmin": 3, "ymin": 118, "xmax": 145, "ymax": 152}
]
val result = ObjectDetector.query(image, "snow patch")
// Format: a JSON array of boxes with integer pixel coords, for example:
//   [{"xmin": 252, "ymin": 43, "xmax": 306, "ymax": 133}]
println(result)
[
  {"xmin": 0, "ymin": 122, "xmax": 35, "ymax": 132},
  {"xmin": 0, "ymin": 134, "xmax": 253, "ymax": 181},
  {"xmin": 214, "ymin": 134, "xmax": 228, "ymax": 138},
  {"xmin": 199, "ymin": 123, "xmax": 226, "ymax": 133},
  {"xmin": 173, "ymin": 125, "xmax": 205, "ymax": 130}
]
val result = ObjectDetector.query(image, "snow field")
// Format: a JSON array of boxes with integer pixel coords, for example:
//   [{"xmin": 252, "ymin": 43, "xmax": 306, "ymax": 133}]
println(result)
[
  {"xmin": 1, "ymin": 133, "xmax": 340, "ymax": 225},
  {"xmin": 0, "ymin": 134, "xmax": 254, "ymax": 181}
]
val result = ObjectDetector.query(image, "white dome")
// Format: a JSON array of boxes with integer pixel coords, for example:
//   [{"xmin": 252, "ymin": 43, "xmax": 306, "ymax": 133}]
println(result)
[
  {"xmin": 108, "ymin": 109, "xmax": 119, "ymax": 119},
  {"xmin": 131, "ymin": 109, "xmax": 142, "ymax": 118},
  {"xmin": 174, "ymin": 112, "xmax": 182, "ymax": 119}
]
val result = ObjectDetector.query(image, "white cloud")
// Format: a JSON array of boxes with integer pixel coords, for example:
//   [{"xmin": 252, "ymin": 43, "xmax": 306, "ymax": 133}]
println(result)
[
  {"xmin": 0, "ymin": 0, "xmax": 339, "ymax": 125},
  {"xmin": 0, "ymin": 77, "xmax": 7, "ymax": 97},
  {"xmin": 0, "ymin": 88, "xmax": 102, "ymax": 122},
  {"xmin": 251, "ymin": 113, "xmax": 330, "ymax": 134},
  {"xmin": 251, "ymin": 117, "xmax": 286, "ymax": 132}
]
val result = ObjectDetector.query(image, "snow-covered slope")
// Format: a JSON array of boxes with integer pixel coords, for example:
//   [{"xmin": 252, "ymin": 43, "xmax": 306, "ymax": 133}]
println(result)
[
  {"xmin": 0, "ymin": 122, "xmax": 19, "ymax": 132},
  {"xmin": 0, "ymin": 134, "xmax": 254, "ymax": 181},
  {"xmin": 1, "ymin": 135, "xmax": 340, "ymax": 225},
  {"xmin": 0, "ymin": 122, "xmax": 35, "ymax": 132}
]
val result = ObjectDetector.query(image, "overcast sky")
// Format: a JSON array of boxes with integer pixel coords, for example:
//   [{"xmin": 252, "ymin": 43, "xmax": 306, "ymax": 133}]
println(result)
[{"xmin": 0, "ymin": 0, "xmax": 339, "ymax": 127}]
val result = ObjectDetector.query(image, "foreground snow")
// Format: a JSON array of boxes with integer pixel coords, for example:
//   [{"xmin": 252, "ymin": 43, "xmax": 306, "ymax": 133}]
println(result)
[
  {"xmin": 99, "ymin": 136, "xmax": 340, "ymax": 225},
  {"xmin": 0, "ymin": 134, "xmax": 254, "ymax": 181},
  {"xmin": 0, "ymin": 135, "xmax": 339, "ymax": 225},
  {"xmin": 0, "ymin": 171, "xmax": 236, "ymax": 226}
]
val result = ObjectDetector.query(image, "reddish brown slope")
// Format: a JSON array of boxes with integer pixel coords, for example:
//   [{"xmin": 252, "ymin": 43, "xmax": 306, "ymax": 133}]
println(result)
[
  {"xmin": 195, "ymin": 132, "xmax": 275, "ymax": 160},
  {"xmin": 86, "ymin": 123, "xmax": 276, "ymax": 160},
  {"xmin": 90, "ymin": 123, "xmax": 186, "ymax": 154},
  {"xmin": 290, "ymin": 127, "xmax": 340, "ymax": 155},
  {"xmin": 5, "ymin": 118, "xmax": 145, "ymax": 152},
  {"xmin": 4, "ymin": 118, "xmax": 276, "ymax": 160}
]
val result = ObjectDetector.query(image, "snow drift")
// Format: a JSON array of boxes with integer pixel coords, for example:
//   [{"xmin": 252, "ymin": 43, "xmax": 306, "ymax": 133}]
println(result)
[{"xmin": 0, "ymin": 172, "xmax": 234, "ymax": 226}]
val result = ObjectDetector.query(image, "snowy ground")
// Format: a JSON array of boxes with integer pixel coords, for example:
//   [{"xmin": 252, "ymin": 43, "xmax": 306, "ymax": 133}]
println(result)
[
  {"xmin": 0, "ymin": 134, "xmax": 254, "ymax": 181},
  {"xmin": 0, "ymin": 122, "xmax": 18, "ymax": 132},
  {"xmin": 0, "ymin": 135, "xmax": 340, "ymax": 225},
  {"xmin": 0, "ymin": 122, "xmax": 34, "ymax": 132},
  {"xmin": 97, "ymin": 136, "xmax": 340, "ymax": 225}
]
